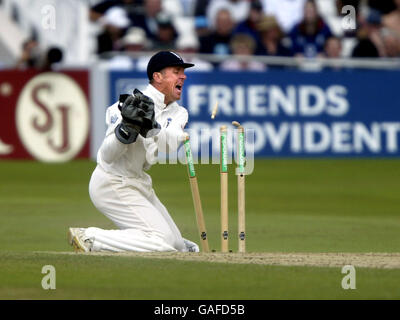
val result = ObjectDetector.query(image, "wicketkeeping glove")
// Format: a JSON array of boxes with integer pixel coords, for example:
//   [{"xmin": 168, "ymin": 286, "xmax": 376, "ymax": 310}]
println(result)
[
  {"xmin": 131, "ymin": 89, "xmax": 161, "ymax": 138},
  {"xmin": 115, "ymin": 89, "xmax": 160, "ymax": 144}
]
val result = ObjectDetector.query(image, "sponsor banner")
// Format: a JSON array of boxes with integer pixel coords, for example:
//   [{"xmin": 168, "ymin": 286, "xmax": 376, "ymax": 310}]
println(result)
[
  {"xmin": 109, "ymin": 70, "xmax": 400, "ymax": 157},
  {"xmin": 0, "ymin": 70, "xmax": 90, "ymax": 161}
]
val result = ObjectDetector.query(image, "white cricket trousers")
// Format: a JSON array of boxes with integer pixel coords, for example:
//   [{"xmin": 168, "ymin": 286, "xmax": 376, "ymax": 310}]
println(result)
[{"xmin": 87, "ymin": 165, "xmax": 186, "ymax": 252}]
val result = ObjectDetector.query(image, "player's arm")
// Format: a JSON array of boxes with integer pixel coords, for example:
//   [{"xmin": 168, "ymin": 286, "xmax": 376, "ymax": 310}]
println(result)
[
  {"xmin": 153, "ymin": 108, "xmax": 189, "ymax": 153},
  {"xmin": 143, "ymin": 109, "xmax": 188, "ymax": 167},
  {"xmin": 98, "ymin": 105, "xmax": 128, "ymax": 164},
  {"xmin": 99, "ymin": 89, "xmax": 160, "ymax": 164}
]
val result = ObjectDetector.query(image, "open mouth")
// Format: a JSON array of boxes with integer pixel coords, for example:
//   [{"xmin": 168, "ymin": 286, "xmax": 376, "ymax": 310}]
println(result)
[{"xmin": 175, "ymin": 84, "xmax": 183, "ymax": 94}]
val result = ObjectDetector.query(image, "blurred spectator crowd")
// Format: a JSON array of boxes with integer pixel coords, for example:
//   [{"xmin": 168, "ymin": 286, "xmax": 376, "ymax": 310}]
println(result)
[{"xmin": 16, "ymin": 0, "xmax": 400, "ymax": 71}]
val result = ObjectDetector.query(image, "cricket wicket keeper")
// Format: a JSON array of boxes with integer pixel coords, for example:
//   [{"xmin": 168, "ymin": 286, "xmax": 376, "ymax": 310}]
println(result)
[{"xmin": 68, "ymin": 51, "xmax": 199, "ymax": 253}]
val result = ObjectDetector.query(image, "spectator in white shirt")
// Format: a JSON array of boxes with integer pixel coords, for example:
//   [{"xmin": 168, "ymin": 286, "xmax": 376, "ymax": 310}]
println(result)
[{"xmin": 261, "ymin": 0, "xmax": 307, "ymax": 33}]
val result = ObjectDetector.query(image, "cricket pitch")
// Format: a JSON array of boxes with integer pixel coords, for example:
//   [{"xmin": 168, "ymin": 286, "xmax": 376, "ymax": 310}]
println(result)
[{"xmin": 44, "ymin": 251, "xmax": 400, "ymax": 269}]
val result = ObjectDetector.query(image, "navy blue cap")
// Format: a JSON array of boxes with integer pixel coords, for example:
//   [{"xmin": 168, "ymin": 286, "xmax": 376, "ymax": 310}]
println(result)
[{"xmin": 147, "ymin": 51, "xmax": 194, "ymax": 80}]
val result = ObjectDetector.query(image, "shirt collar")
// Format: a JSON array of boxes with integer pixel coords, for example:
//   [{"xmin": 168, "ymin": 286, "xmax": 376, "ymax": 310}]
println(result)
[
  {"xmin": 145, "ymin": 84, "xmax": 179, "ymax": 110},
  {"xmin": 145, "ymin": 84, "xmax": 167, "ymax": 110}
]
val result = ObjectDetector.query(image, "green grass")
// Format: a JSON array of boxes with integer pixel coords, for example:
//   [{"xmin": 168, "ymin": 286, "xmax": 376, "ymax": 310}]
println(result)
[
  {"xmin": 1, "ymin": 252, "xmax": 400, "ymax": 300},
  {"xmin": 0, "ymin": 159, "xmax": 399, "ymax": 299}
]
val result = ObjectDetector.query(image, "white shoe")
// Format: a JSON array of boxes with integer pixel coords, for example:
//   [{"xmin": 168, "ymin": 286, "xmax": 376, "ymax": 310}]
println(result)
[
  {"xmin": 183, "ymin": 238, "xmax": 200, "ymax": 252},
  {"xmin": 68, "ymin": 228, "xmax": 93, "ymax": 253}
]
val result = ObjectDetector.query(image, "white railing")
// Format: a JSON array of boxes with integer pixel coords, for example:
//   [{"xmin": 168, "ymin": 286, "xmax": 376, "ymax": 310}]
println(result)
[{"xmin": 98, "ymin": 51, "xmax": 400, "ymax": 71}]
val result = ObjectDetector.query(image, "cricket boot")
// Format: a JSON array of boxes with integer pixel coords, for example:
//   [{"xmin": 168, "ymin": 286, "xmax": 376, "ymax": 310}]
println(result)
[
  {"xmin": 183, "ymin": 238, "xmax": 200, "ymax": 252},
  {"xmin": 68, "ymin": 228, "xmax": 94, "ymax": 253}
]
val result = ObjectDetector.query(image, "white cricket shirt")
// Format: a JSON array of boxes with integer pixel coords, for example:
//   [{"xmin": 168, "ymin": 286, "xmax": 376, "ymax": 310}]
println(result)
[{"xmin": 97, "ymin": 84, "xmax": 189, "ymax": 178}]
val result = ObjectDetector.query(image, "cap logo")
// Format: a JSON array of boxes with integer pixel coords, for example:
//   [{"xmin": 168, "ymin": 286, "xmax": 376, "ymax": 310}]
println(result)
[{"xmin": 169, "ymin": 51, "xmax": 183, "ymax": 61}]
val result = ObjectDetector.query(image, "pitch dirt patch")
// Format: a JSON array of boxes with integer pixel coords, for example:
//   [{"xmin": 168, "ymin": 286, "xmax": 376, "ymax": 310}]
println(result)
[{"xmin": 46, "ymin": 251, "xmax": 400, "ymax": 269}]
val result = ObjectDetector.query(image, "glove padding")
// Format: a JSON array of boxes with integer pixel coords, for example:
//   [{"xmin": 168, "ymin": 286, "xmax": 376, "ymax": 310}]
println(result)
[
  {"xmin": 115, "ymin": 121, "xmax": 140, "ymax": 144},
  {"xmin": 115, "ymin": 89, "xmax": 161, "ymax": 144}
]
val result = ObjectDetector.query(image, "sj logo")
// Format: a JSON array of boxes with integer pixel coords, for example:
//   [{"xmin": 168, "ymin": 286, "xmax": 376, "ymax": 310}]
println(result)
[
  {"xmin": 31, "ymin": 83, "xmax": 71, "ymax": 153},
  {"xmin": 16, "ymin": 73, "xmax": 89, "ymax": 162}
]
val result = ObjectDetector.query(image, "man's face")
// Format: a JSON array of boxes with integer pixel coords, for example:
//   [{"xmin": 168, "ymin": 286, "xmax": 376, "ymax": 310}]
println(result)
[
  {"xmin": 145, "ymin": 0, "xmax": 161, "ymax": 17},
  {"xmin": 304, "ymin": 1, "xmax": 317, "ymax": 23},
  {"xmin": 325, "ymin": 38, "xmax": 341, "ymax": 58},
  {"xmin": 158, "ymin": 25, "xmax": 175, "ymax": 42},
  {"xmin": 216, "ymin": 10, "xmax": 234, "ymax": 36},
  {"xmin": 249, "ymin": 9, "xmax": 262, "ymax": 24},
  {"xmin": 157, "ymin": 66, "xmax": 187, "ymax": 103}
]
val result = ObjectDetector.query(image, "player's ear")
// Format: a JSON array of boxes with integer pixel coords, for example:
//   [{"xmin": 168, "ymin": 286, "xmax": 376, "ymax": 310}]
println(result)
[{"xmin": 153, "ymin": 72, "xmax": 162, "ymax": 84}]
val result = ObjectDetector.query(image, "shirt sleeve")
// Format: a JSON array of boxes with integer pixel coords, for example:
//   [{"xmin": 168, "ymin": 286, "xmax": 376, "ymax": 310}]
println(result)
[
  {"xmin": 155, "ymin": 108, "xmax": 189, "ymax": 153},
  {"xmin": 143, "ymin": 107, "xmax": 189, "ymax": 166},
  {"xmin": 98, "ymin": 104, "xmax": 128, "ymax": 164}
]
